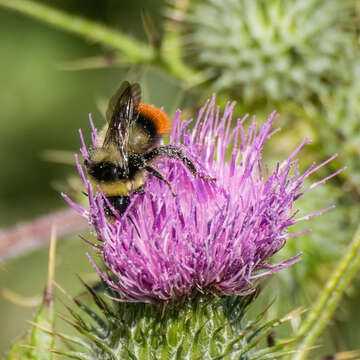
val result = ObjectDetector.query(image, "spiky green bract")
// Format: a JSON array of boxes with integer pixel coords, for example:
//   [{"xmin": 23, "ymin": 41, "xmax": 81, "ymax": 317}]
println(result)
[
  {"xmin": 57, "ymin": 281, "xmax": 297, "ymax": 360},
  {"xmin": 183, "ymin": 0, "xmax": 356, "ymax": 102}
]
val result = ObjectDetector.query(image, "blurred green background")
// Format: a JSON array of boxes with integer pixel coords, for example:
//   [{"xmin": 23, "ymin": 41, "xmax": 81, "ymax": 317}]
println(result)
[{"xmin": 0, "ymin": 0, "xmax": 360, "ymax": 358}]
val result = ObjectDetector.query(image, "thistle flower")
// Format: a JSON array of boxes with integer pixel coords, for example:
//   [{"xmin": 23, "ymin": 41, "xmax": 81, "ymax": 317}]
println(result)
[{"xmin": 64, "ymin": 95, "xmax": 340, "ymax": 304}]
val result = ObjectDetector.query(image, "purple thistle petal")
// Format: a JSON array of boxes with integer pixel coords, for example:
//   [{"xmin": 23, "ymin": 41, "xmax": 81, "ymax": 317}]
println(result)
[
  {"xmin": 66, "ymin": 96, "xmax": 343, "ymax": 303},
  {"xmin": 89, "ymin": 113, "xmax": 98, "ymax": 147},
  {"xmin": 61, "ymin": 193, "xmax": 88, "ymax": 218},
  {"xmin": 78, "ymin": 129, "xmax": 89, "ymax": 160}
]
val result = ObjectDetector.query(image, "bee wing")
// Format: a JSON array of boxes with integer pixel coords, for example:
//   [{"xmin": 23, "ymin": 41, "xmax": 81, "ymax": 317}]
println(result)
[
  {"xmin": 130, "ymin": 83, "xmax": 141, "ymax": 107},
  {"xmin": 103, "ymin": 82, "xmax": 141, "ymax": 150}
]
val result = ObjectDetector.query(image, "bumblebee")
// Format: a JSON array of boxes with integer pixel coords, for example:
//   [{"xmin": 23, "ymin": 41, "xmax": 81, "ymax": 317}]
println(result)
[{"xmin": 84, "ymin": 81, "xmax": 214, "ymax": 217}]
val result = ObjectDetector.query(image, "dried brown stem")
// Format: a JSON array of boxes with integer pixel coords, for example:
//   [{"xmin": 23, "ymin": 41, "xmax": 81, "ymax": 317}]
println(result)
[{"xmin": 0, "ymin": 208, "xmax": 87, "ymax": 262}]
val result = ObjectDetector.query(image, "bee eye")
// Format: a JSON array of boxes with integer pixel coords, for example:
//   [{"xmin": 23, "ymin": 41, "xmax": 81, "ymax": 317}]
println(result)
[{"xmin": 89, "ymin": 162, "xmax": 117, "ymax": 182}]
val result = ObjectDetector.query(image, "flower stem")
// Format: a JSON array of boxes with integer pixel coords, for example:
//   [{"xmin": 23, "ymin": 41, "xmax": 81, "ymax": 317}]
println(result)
[
  {"xmin": 162, "ymin": 0, "xmax": 196, "ymax": 80},
  {"xmin": 0, "ymin": 0, "xmax": 200, "ymax": 82},
  {"xmin": 0, "ymin": 208, "xmax": 86, "ymax": 261},
  {"xmin": 0, "ymin": 0, "xmax": 153, "ymax": 62},
  {"xmin": 293, "ymin": 224, "xmax": 360, "ymax": 360}
]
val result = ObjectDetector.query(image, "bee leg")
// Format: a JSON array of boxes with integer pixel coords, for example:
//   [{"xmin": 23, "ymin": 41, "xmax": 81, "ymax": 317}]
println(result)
[
  {"xmin": 134, "ymin": 185, "xmax": 146, "ymax": 195},
  {"xmin": 105, "ymin": 196, "xmax": 130, "ymax": 217},
  {"xmin": 126, "ymin": 215, "xmax": 141, "ymax": 238},
  {"xmin": 145, "ymin": 165, "xmax": 176, "ymax": 196},
  {"xmin": 144, "ymin": 145, "xmax": 216, "ymax": 181},
  {"xmin": 105, "ymin": 195, "xmax": 141, "ymax": 237}
]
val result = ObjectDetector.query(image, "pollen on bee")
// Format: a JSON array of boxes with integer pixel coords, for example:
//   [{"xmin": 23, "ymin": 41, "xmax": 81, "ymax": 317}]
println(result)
[{"xmin": 90, "ymin": 172, "xmax": 145, "ymax": 196}]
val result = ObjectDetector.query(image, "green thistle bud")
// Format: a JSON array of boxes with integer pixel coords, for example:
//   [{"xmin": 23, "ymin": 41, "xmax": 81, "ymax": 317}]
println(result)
[
  {"xmin": 6, "ymin": 227, "xmax": 57, "ymax": 360},
  {"xmin": 56, "ymin": 281, "xmax": 298, "ymax": 360},
  {"xmin": 182, "ymin": 0, "xmax": 356, "ymax": 102}
]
